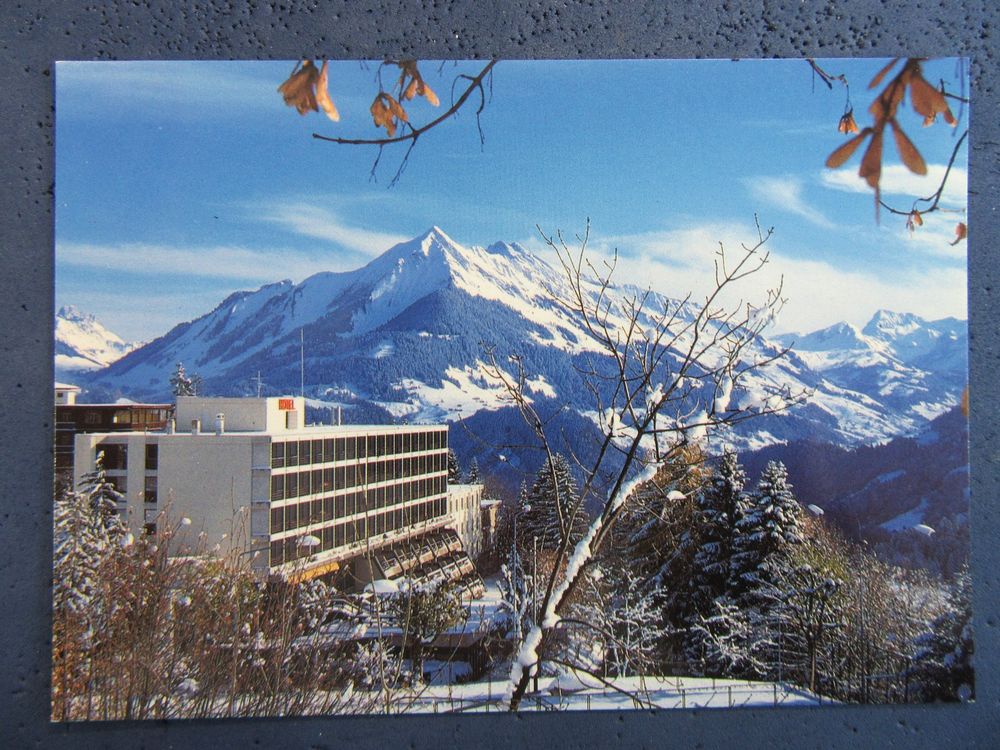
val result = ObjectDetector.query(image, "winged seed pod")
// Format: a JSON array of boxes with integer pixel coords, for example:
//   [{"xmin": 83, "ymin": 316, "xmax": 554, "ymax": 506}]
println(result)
[
  {"xmin": 278, "ymin": 60, "xmax": 339, "ymax": 121},
  {"xmin": 277, "ymin": 60, "xmax": 320, "ymax": 115},
  {"xmin": 837, "ymin": 109, "xmax": 860, "ymax": 134}
]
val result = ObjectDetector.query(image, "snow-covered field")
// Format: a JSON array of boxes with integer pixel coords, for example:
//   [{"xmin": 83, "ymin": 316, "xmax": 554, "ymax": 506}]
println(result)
[{"xmin": 387, "ymin": 675, "xmax": 828, "ymax": 713}]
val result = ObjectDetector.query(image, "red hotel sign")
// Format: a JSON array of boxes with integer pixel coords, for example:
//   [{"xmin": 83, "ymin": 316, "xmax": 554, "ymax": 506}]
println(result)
[{"xmin": 278, "ymin": 398, "xmax": 295, "ymax": 410}]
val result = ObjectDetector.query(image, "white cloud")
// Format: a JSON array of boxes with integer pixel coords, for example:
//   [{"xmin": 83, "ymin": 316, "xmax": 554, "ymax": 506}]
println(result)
[
  {"xmin": 56, "ymin": 61, "xmax": 277, "ymax": 112},
  {"xmin": 566, "ymin": 221, "xmax": 967, "ymax": 335},
  {"xmin": 821, "ymin": 163, "xmax": 968, "ymax": 206},
  {"xmin": 56, "ymin": 240, "xmax": 361, "ymax": 286},
  {"xmin": 744, "ymin": 176, "xmax": 833, "ymax": 228},
  {"xmin": 254, "ymin": 203, "xmax": 410, "ymax": 257}
]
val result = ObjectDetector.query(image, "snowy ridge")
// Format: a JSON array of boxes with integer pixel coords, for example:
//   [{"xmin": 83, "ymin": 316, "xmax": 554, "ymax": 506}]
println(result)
[
  {"xmin": 80, "ymin": 227, "xmax": 966, "ymax": 457},
  {"xmin": 55, "ymin": 305, "xmax": 136, "ymax": 376}
]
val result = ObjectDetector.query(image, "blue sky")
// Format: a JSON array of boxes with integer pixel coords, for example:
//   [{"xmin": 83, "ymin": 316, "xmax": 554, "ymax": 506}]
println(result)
[{"xmin": 55, "ymin": 59, "xmax": 969, "ymax": 342}]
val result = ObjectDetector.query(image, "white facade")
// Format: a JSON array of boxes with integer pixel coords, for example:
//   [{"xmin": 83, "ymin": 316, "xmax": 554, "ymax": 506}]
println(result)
[
  {"xmin": 55, "ymin": 383, "xmax": 80, "ymax": 406},
  {"xmin": 447, "ymin": 484, "xmax": 485, "ymax": 561},
  {"xmin": 73, "ymin": 396, "xmax": 453, "ymax": 580}
]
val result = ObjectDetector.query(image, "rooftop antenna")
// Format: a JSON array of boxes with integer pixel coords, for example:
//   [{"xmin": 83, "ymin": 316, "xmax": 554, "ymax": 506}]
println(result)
[
  {"xmin": 300, "ymin": 328, "xmax": 305, "ymax": 398},
  {"xmin": 251, "ymin": 371, "xmax": 264, "ymax": 398}
]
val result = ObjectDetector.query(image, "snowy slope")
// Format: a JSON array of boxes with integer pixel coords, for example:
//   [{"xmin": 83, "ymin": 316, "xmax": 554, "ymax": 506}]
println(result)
[
  {"xmin": 776, "ymin": 310, "xmax": 966, "ymax": 423},
  {"xmin": 55, "ymin": 305, "xmax": 136, "ymax": 377},
  {"xmin": 81, "ymin": 228, "xmax": 966, "ymax": 456}
]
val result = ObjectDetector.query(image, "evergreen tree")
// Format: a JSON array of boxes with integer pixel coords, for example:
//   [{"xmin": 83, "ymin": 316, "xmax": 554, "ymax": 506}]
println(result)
[
  {"xmin": 447, "ymin": 448, "xmax": 461, "ymax": 484},
  {"xmin": 690, "ymin": 450, "xmax": 751, "ymax": 608},
  {"xmin": 910, "ymin": 567, "xmax": 974, "ymax": 702},
  {"xmin": 170, "ymin": 361, "xmax": 200, "ymax": 396},
  {"xmin": 519, "ymin": 454, "xmax": 587, "ymax": 550},
  {"xmin": 683, "ymin": 451, "xmax": 752, "ymax": 671},
  {"xmin": 465, "ymin": 458, "xmax": 481, "ymax": 484},
  {"xmin": 730, "ymin": 460, "xmax": 804, "ymax": 603}
]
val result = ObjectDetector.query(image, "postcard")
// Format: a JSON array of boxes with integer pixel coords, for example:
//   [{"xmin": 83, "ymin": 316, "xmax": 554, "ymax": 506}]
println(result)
[{"xmin": 52, "ymin": 58, "xmax": 970, "ymax": 719}]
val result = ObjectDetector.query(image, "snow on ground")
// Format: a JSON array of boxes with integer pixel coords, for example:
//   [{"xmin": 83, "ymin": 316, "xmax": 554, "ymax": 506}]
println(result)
[
  {"xmin": 880, "ymin": 498, "xmax": 929, "ymax": 532},
  {"xmin": 393, "ymin": 362, "xmax": 511, "ymax": 421},
  {"xmin": 388, "ymin": 675, "xmax": 829, "ymax": 713}
]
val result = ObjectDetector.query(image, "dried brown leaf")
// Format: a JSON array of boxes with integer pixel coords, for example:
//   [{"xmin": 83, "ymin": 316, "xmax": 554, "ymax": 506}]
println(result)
[
  {"xmin": 315, "ymin": 61, "xmax": 340, "ymax": 122},
  {"xmin": 420, "ymin": 81, "xmax": 440, "ymax": 107},
  {"xmin": 909, "ymin": 74, "xmax": 950, "ymax": 120},
  {"xmin": 950, "ymin": 222, "xmax": 967, "ymax": 245},
  {"xmin": 385, "ymin": 93, "xmax": 408, "ymax": 122},
  {"xmin": 278, "ymin": 60, "xmax": 320, "ymax": 115},
  {"xmin": 868, "ymin": 58, "xmax": 901, "ymax": 90},
  {"xmin": 858, "ymin": 129, "xmax": 884, "ymax": 190},
  {"xmin": 825, "ymin": 128, "xmax": 872, "ymax": 168},
  {"xmin": 889, "ymin": 119, "xmax": 927, "ymax": 175}
]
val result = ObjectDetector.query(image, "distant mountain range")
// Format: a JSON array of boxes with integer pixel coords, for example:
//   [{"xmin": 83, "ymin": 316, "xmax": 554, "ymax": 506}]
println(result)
[
  {"xmin": 55, "ymin": 305, "xmax": 137, "ymax": 381},
  {"xmin": 739, "ymin": 405, "xmax": 969, "ymax": 576},
  {"xmin": 66, "ymin": 227, "xmax": 967, "ymax": 459}
]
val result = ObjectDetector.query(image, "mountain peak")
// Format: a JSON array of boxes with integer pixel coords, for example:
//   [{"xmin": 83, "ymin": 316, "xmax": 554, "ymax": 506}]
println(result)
[
  {"xmin": 863, "ymin": 309, "xmax": 924, "ymax": 339},
  {"xmin": 57, "ymin": 304, "xmax": 95, "ymax": 323}
]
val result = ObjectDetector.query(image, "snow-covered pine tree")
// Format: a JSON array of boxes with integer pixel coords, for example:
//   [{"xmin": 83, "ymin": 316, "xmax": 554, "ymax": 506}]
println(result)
[
  {"xmin": 447, "ymin": 448, "xmax": 461, "ymax": 484},
  {"xmin": 910, "ymin": 566, "xmax": 974, "ymax": 702},
  {"xmin": 690, "ymin": 450, "xmax": 751, "ymax": 610},
  {"xmin": 730, "ymin": 460, "xmax": 804, "ymax": 604},
  {"xmin": 683, "ymin": 450, "xmax": 752, "ymax": 672},
  {"xmin": 465, "ymin": 458, "xmax": 481, "ymax": 484},
  {"xmin": 519, "ymin": 453, "xmax": 587, "ymax": 551},
  {"xmin": 53, "ymin": 482, "xmax": 122, "ymax": 619},
  {"xmin": 78, "ymin": 451, "xmax": 126, "ymax": 539},
  {"xmin": 170, "ymin": 361, "xmax": 200, "ymax": 396}
]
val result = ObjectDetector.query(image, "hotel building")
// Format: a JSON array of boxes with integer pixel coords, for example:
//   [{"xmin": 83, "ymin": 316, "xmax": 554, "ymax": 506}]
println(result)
[{"xmin": 73, "ymin": 395, "xmax": 483, "ymax": 591}]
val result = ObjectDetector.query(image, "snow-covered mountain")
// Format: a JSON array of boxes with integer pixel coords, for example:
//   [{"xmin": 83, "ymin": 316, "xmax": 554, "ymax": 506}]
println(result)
[
  {"xmin": 80, "ymin": 228, "xmax": 967, "ymax": 457},
  {"xmin": 55, "ymin": 305, "xmax": 137, "ymax": 378},
  {"xmin": 775, "ymin": 311, "xmax": 966, "ymax": 423}
]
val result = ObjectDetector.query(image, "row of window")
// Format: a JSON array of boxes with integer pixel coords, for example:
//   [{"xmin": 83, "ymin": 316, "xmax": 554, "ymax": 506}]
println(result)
[
  {"xmin": 269, "ymin": 455, "xmax": 447, "ymax": 500},
  {"xmin": 269, "ymin": 497, "xmax": 448, "ymax": 566},
  {"xmin": 270, "ymin": 430, "xmax": 447, "ymax": 468},
  {"xmin": 95, "ymin": 443, "xmax": 158, "ymax": 471},
  {"xmin": 270, "ymin": 476, "xmax": 447, "ymax": 532}
]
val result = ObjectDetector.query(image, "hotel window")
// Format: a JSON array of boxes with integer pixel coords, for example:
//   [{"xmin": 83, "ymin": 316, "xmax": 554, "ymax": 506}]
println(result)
[
  {"xmin": 285, "ymin": 473, "xmax": 298, "ymax": 499},
  {"xmin": 335, "ymin": 495, "xmax": 346, "ymax": 517},
  {"xmin": 335, "ymin": 466, "xmax": 346, "ymax": 490},
  {"xmin": 346, "ymin": 437, "xmax": 357, "ymax": 460},
  {"xmin": 299, "ymin": 470, "xmax": 311, "ymax": 496},
  {"xmin": 112, "ymin": 409, "xmax": 132, "ymax": 425},
  {"xmin": 144, "ymin": 476, "xmax": 158, "ymax": 505},
  {"xmin": 84, "ymin": 411, "xmax": 101, "ymax": 425},
  {"xmin": 145, "ymin": 443, "xmax": 158, "ymax": 470},
  {"xmin": 143, "ymin": 522, "xmax": 156, "ymax": 537},
  {"xmin": 323, "ymin": 467, "xmax": 334, "ymax": 492},
  {"xmin": 285, "ymin": 441, "xmax": 298, "ymax": 467},
  {"xmin": 323, "ymin": 497, "xmax": 334, "ymax": 519},
  {"xmin": 336, "ymin": 524, "xmax": 347, "ymax": 546},
  {"xmin": 311, "ymin": 469, "xmax": 322, "ymax": 495},
  {"xmin": 285, "ymin": 503, "xmax": 298, "ymax": 529},
  {"xmin": 99, "ymin": 443, "xmax": 127, "ymax": 471},
  {"xmin": 311, "ymin": 499, "xmax": 322, "ymax": 523},
  {"xmin": 322, "ymin": 526, "xmax": 333, "ymax": 550},
  {"xmin": 299, "ymin": 441, "xmax": 311, "ymax": 465},
  {"xmin": 324, "ymin": 438, "xmax": 335, "ymax": 461},
  {"xmin": 271, "ymin": 507, "xmax": 284, "ymax": 533},
  {"xmin": 311, "ymin": 440, "xmax": 323, "ymax": 464},
  {"xmin": 345, "ymin": 523, "xmax": 356, "ymax": 545},
  {"xmin": 271, "ymin": 442, "xmax": 285, "ymax": 469},
  {"xmin": 271, "ymin": 475, "xmax": 284, "ymax": 501}
]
